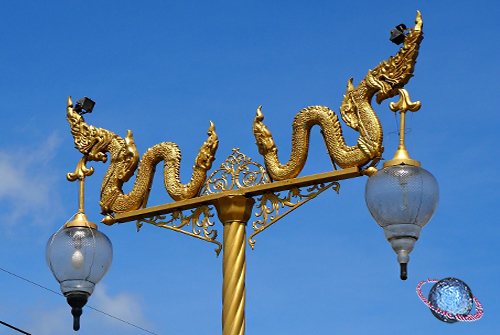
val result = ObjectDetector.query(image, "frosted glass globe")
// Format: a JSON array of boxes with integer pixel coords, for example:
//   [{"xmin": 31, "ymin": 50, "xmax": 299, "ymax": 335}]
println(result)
[
  {"xmin": 365, "ymin": 165, "xmax": 439, "ymax": 228},
  {"xmin": 46, "ymin": 226, "xmax": 113, "ymax": 296},
  {"xmin": 365, "ymin": 164, "xmax": 439, "ymax": 279}
]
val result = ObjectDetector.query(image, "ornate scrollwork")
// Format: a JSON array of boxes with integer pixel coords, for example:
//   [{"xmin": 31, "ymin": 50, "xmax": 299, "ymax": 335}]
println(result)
[
  {"xmin": 67, "ymin": 156, "xmax": 94, "ymax": 182},
  {"xmin": 200, "ymin": 148, "xmax": 270, "ymax": 195},
  {"xmin": 389, "ymin": 88, "xmax": 421, "ymax": 113},
  {"xmin": 137, "ymin": 205, "xmax": 222, "ymax": 256},
  {"xmin": 248, "ymin": 182, "xmax": 340, "ymax": 249}
]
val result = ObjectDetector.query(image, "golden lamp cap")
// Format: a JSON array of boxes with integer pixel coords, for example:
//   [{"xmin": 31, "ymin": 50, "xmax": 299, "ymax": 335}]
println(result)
[
  {"xmin": 383, "ymin": 148, "xmax": 421, "ymax": 168},
  {"xmin": 63, "ymin": 212, "xmax": 98, "ymax": 230}
]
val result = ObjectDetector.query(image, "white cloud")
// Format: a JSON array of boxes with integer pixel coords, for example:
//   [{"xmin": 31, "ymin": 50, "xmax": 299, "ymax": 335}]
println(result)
[
  {"xmin": 28, "ymin": 304, "xmax": 68, "ymax": 335},
  {"xmin": 88, "ymin": 284, "xmax": 154, "ymax": 332},
  {"xmin": 0, "ymin": 133, "xmax": 64, "ymax": 228},
  {"xmin": 19, "ymin": 285, "xmax": 155, "ymax": 335}
]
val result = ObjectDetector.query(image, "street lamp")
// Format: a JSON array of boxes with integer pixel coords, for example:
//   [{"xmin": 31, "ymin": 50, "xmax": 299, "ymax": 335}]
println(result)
[
  {"xmin": 46, "ymin": 157, "xmax": 113, "ymax": 331},
  {"xmin": 365, "ymin": 89, "xmax": 439, "ymax": 280},
  {"xmin": 48, "ymin": 11, "xmax": 434, "ymax": 334}
]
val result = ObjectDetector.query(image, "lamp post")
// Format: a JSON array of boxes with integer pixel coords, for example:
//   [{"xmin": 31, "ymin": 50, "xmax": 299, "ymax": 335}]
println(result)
[{"xmin": 47, "ymin": 11, "xmax": 438, "ymax": 333}]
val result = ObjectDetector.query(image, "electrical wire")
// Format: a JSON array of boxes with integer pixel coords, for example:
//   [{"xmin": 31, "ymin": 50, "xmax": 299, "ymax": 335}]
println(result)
[
  {"xmin": 385, "ymin": 111, "xmax": 413, "ymax": 147},
  {"xmin": 0, "ymin": 267, "xmax": 158, "ymax": 335},
  {"xmin": 85, "ymin": 306, "xmax": 157, "ymax": 335},
  {"xmin": 0, "ymin": 320, "xmax": 32, "ymax": 335}
]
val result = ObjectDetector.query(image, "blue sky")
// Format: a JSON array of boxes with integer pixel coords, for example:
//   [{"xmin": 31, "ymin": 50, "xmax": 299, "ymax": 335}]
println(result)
[{"xmin": 0, "ymin": 1, "xmax": 499, "ymax": 334}]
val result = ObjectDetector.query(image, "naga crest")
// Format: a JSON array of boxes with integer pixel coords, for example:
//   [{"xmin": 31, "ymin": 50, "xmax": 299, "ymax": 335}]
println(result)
[
  {"xmin": 254, "ymin": 11, "xmax": 424, "ymax": 181},
  {"xmin": 67, "ymin": 97, "xmax": 219, "ymax": 215}
]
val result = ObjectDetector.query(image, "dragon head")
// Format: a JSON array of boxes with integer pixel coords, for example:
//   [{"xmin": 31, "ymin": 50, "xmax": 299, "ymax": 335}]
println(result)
[
  {"xmin": 253, "ymin": 106, "xmax": 277, "ymax": 156},
  {"xmin": 339, "ymin": 78, "xmax": 360, "ymax": 131},
  {"xmin": 67, "ymin": 96, "xmax": 113, "ymax": 163},
  {"xmin": 194, "ymin": 121, "xmax": 219, "ymax": 170},
  {"xmin": 116, "ymin": 130, "xmax": 140, "ymax": 183},
  {"xmin": 368, "ymin": 11, "xmax": 424, "ymax": 104}
]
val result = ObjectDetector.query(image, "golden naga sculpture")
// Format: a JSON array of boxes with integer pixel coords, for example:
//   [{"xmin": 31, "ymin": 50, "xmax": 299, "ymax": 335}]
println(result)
[
  {"xmin": 66, "ymin": 97, "xmax": 219, "ymax": 215},
  {"xmin": 253, "ymin": 11, "xmax": 424, "ymax": 181}
]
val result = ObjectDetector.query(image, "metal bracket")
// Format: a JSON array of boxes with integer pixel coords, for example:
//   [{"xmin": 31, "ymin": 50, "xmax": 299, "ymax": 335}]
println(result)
[
  {"xmin": 136, "ymin": 204, "xmax": 222, "ymax": 256},
  {"xmin": 249, "ymin": 181, "xmax": 340, "ymax": 249}
]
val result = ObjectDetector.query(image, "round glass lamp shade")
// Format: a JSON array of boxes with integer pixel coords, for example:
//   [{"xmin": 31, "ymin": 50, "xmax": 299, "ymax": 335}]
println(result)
[
  {"xmin": 46, "ymin": 226, "xmax": 113, "ymax": 296},
  {"xmin": 365, "ymin": 164, "xmax": 439, "ymax": 279}
]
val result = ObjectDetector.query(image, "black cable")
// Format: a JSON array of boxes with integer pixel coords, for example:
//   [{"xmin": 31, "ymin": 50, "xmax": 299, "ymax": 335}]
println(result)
[
  {"xmin": 85, "ymin": 306, "xmax": 156, "ymax": 334},
  {"xmin": 0, "ymin": 267, "xmax": 158, "ymax": 335},
  {"xmin": 0, "ymin": 267, "xmax": 63, "ymax": 297},
  {"xmin": 0, "ymin": 320, "xmax": 32, "ymax": 334}
]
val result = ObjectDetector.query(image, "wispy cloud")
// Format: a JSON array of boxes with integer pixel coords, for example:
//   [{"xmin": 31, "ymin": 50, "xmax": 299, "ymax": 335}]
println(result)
[
  {"xmin": 0, "ymin": 133, "xmax": 64, "ymax": 228},
  {"xmin": 21, "ymin": 285, "xmax": 155, "ymax": 335},
  {"xmin": 88, "ymin": 284, "xmax": 155, "ymax": 332},
  {"xmin": 28, "ymin": 304, "xmax": 68, "ymax": 335}
]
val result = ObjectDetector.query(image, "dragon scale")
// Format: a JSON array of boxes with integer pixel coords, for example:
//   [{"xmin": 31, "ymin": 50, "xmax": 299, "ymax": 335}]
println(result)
[
  {"xmin": 254, "ymin": 78, "xmax": 384, "ymax": 181},
  {"xmin": 253, "ymin": 11, "xmax": 424, "ymax": 181},
  {"xmin": 67, "ymin": 98, "xmax": 219, "ymax": 215}
]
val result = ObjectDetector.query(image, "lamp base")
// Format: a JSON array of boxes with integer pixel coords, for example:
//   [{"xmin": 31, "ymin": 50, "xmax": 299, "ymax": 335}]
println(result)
[
  {"xmin": 383, "ymin": 224, "xmax": 421, "ymax": 280},
  {"xmin": 66, "ymin": 293, "xmax": 89, "ymax": 331},
  {"xmin": 400, "ymin": 263, "xmax": 408, "ymax": 280}
]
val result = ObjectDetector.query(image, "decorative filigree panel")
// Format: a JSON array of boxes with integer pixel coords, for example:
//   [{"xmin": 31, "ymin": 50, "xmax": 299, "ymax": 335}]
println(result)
[
  {"xmin": 248, "ymin": 182, "xmax": 340, "ymax": 249},
  {"xmin": 137, "ymin": 205, "xmax": 222, "ymax": 256},
  {"xmin": 200, "ymin": 148, "xmax": 270, "ymax": 195}
]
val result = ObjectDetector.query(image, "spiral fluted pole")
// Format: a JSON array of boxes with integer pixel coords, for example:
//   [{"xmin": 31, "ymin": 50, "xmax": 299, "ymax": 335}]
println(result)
[{"xmin": 215, "ymin": 195, "xmax": 255, "ymax": 335}]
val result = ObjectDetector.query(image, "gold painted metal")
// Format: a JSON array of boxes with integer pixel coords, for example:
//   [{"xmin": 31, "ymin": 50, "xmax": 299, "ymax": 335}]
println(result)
[
  {"xmin": 105, "ymin": 166, "xmax": 360, "ymax": 225},
  {"xmin": 383, "ymin": 88, "xmax": 422, "ymax": 168},
  {"xmin": 361, "ymin": 166, "xmax": 379, "ymax": 177},
  {"xmin": 136, "ymin": 205, "xmax": 222, "ymax": 256},
  {"xmin": 201, "ymin": 149, "xmax": 270, "ymax": 195},
  {"xmin": 64, "ymin": 156, "xmax": 98, "ymax": 229},
  {"xmin": 64, "ymin": 212, "xmax": 97, "ymax": 229},
  {"xmin": 214, "ymin": 196, "xmax": 255, "ymax": 335},
  {"xmin": 214, "ymin": 196, "xmax": 255, "ymax": 224},
  {"xmin": 63, "ymin": 11, "xmax": 427, "ymax": 335},
  {"xmin": 249, "ymin": 182, "xmax": 340, "ymax": 249},
  {"xmin": 67, "ymin": 155, "xmax": 95, "ymax": 182},
  {"xmin": 253, "ymin": 11, "xmax": 423, "ymax": 181},
  {"xmin": 66, "ymin": 96, "xmax": 219, "ymax": 216}
]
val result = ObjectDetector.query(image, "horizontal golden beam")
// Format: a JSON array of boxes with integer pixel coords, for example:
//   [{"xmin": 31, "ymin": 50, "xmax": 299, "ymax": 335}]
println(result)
[{"xmin": 112, "ymin": 167, "xmax": 361, "ymax": 224}]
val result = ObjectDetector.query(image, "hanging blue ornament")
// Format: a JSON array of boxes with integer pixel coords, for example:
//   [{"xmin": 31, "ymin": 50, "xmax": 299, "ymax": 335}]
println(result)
[{"xmin": 416, "ymin": 278, "xmax": 483, "ymax": 322}]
